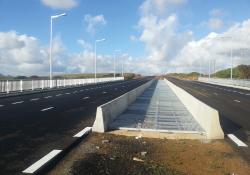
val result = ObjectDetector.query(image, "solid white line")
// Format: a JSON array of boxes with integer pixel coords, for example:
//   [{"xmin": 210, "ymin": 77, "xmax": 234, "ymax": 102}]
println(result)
[
  {"xmin": 83, "ymin": 97, "xmax": 90, "ymax": 100},
  {"xmin": 30, "ymin": 98, "xmax": 40, "ymax": 101},
  {"xmin": 227, "ymin": 134, "xmax": 248, "ymax": 147},
  {"xmin": 12, "ymin": 101, "xmax": 24, "ymax": 105},
  {"xmin": 22, "ymin": 149, "xmax": 62, "ymax": 174},
  {"xmin": 41, "ymin": 107, "xmax": 54, "ymax": 112},
  {"xmin": 73, "ymin": 127, "xmax": 92, "ymax": 137},
  {"xmin": 234, "ymin": 100, "xmax": 241, "ymax": 103},
  {"xmin": 44, "ymin": 96, "xmax": 52, "ymax": 99}
]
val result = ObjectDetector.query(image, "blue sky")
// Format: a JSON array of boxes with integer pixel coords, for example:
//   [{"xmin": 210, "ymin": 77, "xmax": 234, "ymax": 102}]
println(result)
[{"xmin": 0, "ymin": 0, "xmax": 250, "ymax": 75}]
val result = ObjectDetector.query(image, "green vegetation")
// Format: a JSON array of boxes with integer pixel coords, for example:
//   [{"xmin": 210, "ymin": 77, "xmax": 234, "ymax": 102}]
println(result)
[
  {"xmin": 166, "ymin": 72, "xmax": 200, "ymax": 80},
  {"xmin": 166, "ymin": 64, "xmax": 250, "ymax": 80},
  {"xmin": 213, "ymin": 64, "xmax": 250, "ymax": 79}
]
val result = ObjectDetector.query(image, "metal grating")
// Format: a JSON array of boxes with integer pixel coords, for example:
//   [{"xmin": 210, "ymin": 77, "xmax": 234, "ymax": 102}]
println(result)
[{"xmin": 109, "ymin": 80, "xmax": 204, "ymax": 133}]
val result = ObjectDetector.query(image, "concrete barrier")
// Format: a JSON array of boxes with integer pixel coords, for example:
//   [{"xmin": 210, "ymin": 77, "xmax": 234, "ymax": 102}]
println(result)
[
  {"xmin": 164, "ymin": 79, "xmax": 224, "ymax": 139},
  {"xmin": 92, "ymin": 80, "xmax": 154, "ymax": 133}
]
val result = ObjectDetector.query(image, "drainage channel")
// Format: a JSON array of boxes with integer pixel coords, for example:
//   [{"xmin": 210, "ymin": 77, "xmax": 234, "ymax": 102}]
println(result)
[{"xmin": 109, "ymin": 80, "xmax": 204, "ymax": 134}]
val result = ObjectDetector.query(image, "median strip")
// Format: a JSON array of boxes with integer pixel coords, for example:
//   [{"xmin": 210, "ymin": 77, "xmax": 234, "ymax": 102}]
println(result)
[
  {"xmin": 41, "ymin": 107, "xmax": 54, "ymax": 112},
  {"xmin": 12, "ymin": 101, "xmax": 24, "ymax": 105},
  {"xmin": 227, "ymin": 134, "xmax": 248, "ymax": 147},
  {"xmin": 22, "ymin": 149, "xmax": 62, "ymax": 174},
  {"xmin": 73, "ymin": 127, "xmax": 92, "ymax": 137}
]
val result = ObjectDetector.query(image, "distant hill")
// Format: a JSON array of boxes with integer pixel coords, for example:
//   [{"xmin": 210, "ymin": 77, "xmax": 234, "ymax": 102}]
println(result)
[
  {"xmin": 166, "ymin": 72, "xmax": 200, "ymax": 80},
  {"xmin": 213, "ymin": 65, "xmax": 250, "ymax": 79}
]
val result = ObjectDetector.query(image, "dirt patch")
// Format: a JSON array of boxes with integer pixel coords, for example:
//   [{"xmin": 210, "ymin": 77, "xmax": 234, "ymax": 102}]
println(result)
[{"xmin": 49, "ymin": 133, "xmax": 250, "ymax": 175}]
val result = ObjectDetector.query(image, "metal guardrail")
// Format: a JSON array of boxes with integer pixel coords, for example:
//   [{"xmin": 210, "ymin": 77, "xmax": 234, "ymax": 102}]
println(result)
[
  {"xmin": 0, "ymin": 77, "xmax": 124, "ymax": 93},
  {"xmin": 198, "ymin": 77, "xmax": 250, "ymax": 88}
]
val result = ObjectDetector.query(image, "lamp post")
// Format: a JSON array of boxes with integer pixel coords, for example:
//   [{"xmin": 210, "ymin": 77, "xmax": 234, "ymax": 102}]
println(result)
[
  {"xmin": 113, "ymin": 50, "xmax": 121, "ymax": 79},
  {"xmin": 49, "ymin": 13, "xmax": 67, "ymax": 88},
  {"xmin": 216, "ymin": 36, "xmax": 233, "ymax": 80},
  {"xmin": 94, "ymin": 38, "xmax": 106, "ymax": 83}
]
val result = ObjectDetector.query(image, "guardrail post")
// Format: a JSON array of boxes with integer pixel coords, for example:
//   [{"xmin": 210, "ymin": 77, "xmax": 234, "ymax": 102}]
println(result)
[
  {"xmin": 6, "ymin": 80, "xmax": 9, "ymax": 93},
  {"xmin": 20, "ymin": 80, "xmax": 23, "ymax": 92}
]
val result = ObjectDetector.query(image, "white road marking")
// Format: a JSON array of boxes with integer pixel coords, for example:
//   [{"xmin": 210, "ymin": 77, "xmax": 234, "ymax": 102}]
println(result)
[
  {"xmin": 246, "ymin": 93, "xmax": 250, "ymax": 96},
  {"xmin": 213, "ymin": 93, "xmax": 218, "ymax": 96},
  {"xmin": 238, "ymin": 92, "xmax": 244, "ymax": 95},
  {"xmin": 73, "ymin": 127, "xmax": 92, "ymax": 137},
  {"xmin": 65, "ymin": 92, "xmax": 71, "ymax": 95},
  {"xmin": 12, "ymin": 101, "xmax": 24, "ymax": 105},
  {"xmin": 44, "ymin": 96, "xmax": 52, "ymax": 99},
  {"xmin": 227, "ymin": 134, "xmax": 248, "ymax": 147},
  {"xmin": 30, "ymin": 98, "xmax": 40, "ymax": 101},
  {"xmin": 83, "ymin": 97, "xmax": 90, "ymax": 100},
  {"xmin": 22, "ymin": 150, "xmax": 62, "ymax": 174},
  {"xmin": 234, "ymin": 100, "xmax": 241, "ymax": 103},
  {"xmin": 41, "ymin": 107, "xmax": 54, "ymax": 112},
  {"xmin": 56, "ymin": 94, "xmax": 62, "ymax": 97},
  {"xmin": 0, "ymin": 105, "xmax": 4, "ymax": 107},
  {"xmin": 102, "ymin": 91, "xmax": 107, "ymax": 94},
  {"xmin": 80, "ymin": 90, "xmax": 84, "ymax": 92}
]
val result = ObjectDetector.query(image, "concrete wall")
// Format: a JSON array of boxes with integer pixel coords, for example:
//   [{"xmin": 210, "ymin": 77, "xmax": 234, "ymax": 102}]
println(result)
[
  {"xmin": 199, "ymin": 77, "xmax": 250, "ymax": 90},
  {"xmin": 92, "ymin": 80, "xmax": 154, "ymax": 133},
  {"xmin": 165, "ymin": 79, "xmax": 224, "ymax": 139}
]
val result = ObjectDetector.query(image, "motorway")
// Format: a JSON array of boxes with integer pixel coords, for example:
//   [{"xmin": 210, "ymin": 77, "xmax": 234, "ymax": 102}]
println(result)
[
  {"xmin": 0, "ymin": 77, "xmax": 151, "ymax": 175},
  {"xmin": 167, "ymin": 77, "xmax": 250, "ymax": 162}
]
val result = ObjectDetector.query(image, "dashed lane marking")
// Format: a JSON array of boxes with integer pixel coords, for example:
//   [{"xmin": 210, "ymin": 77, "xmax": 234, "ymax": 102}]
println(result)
[
  {"xmin": 73, "ymin": 127, "xmax": 92, "ymax": 137},
  {"xmin": 56, "ymin": 94, "xmax": 62, "ymax": 97},
  {"xmin": 234, "ymin": 100, "xmax": 241, "ymax": 103},
  {"xmin": 12, "ymin": 101, "xmax": 24, "ymax": 105},
  {"xmin": 22, "ymin": 150, "xmax": 62, "ymax": 174},
  {"xmin": 102, "ymin": 91, "xmax": 107, "ymax": 94},
  {"xmin": 30, "ymin": 98, "xmax": 40, "ymax": 101},
  {"xmin": 83, "ymin": 97, "xmax": 90, "ymax": 100},
  {"xmin": 0, "ymin": 105, "xmax": 4, "ymax": 107},
  {"xmin": 65, "ymin": 92, "xmax": 71, "ymax": 95},
  {"xmin": 213, "ymin": 93, "xmax": 218, "ymax": 96},
  {"xmin": 227, "ymin": 134, "xmax": 248, "ymax": 147},
  {"xmin": 44, "ymin": 96, "xmax": 52, "ymax": 99},
  {"xmin": 41, "ymin": 107, "xmax": 54, "ymax": 112}
]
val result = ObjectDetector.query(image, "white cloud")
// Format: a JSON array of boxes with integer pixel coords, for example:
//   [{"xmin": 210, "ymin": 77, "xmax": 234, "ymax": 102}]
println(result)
[
  {"xmin": 77, "ymin": 39, "xmax": 92, "ymax": 50},
  {"xmin": 84, "ymin": 14, "xmax": 107, "ymax": 34},
  {"xmin": 170, "ymin": 19, "xmax": 250, "ymax": 73},
  {"xmin": 130, "ymin": 35, "xmax": 138, "ymax": 42},
  {"xmin": 202, "ymin": 18, "xmax": 224, "ymax": 30},
  {"xmin": 135, "ymin": 0, "xmax": 191, "ymax": 74},
  {"xmin": 41, "ymin": 0, "xmax": 78, "ymax": 9},
  {"xmin": 209, "ymin": 8, "xmax": 227, "ymax": 18}
]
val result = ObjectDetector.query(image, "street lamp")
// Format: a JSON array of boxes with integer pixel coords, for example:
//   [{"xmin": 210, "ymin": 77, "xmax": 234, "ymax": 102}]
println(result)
[
  {"xmin": 94, "ymin": 38, "xmax": 106, "ymax": 83},
  {"xmin": 49, "ymin": 13, "xmax": 67, "ymax": 88},
  {"xmin": 113, "ymin": 50, "xmax": 121, "ymax": 79},
  {"xmin": 122, "ymin": 53, "xmax": 128, "ymax": 77},
  {"xmin": 216, "ymin": 36, "xmax": 233, "ymax": 80}
]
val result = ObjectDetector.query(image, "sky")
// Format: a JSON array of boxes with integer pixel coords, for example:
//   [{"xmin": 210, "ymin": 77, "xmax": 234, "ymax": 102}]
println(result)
[{"xmin": 0, "ymin": 0, "xmax": 250, "ymax": 76}]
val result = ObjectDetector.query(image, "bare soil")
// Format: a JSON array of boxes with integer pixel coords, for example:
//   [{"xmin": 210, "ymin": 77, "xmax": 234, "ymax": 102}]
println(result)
[{"xmin": 49, "ymin": 133, "xmax": 250, "ymax": 175}]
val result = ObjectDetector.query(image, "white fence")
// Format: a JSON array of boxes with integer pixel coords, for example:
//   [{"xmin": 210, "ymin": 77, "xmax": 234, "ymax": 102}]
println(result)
[
  {"xmin": 198, "ymin": 77, "xmax": 250, "ymax": 89},
  {"xmin": 0, "ymin": 77, "xmax": 124, "ymax": 93}
]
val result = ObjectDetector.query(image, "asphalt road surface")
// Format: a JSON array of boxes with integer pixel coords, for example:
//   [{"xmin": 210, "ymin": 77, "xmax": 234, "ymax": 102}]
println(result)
[
  {"xmin": 0, "ymin": 77, "xmax": 151, "ymax": 175},
  {"xmin": 167, "ymin": 77, "xmax": 250, "ymax": 162}
]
